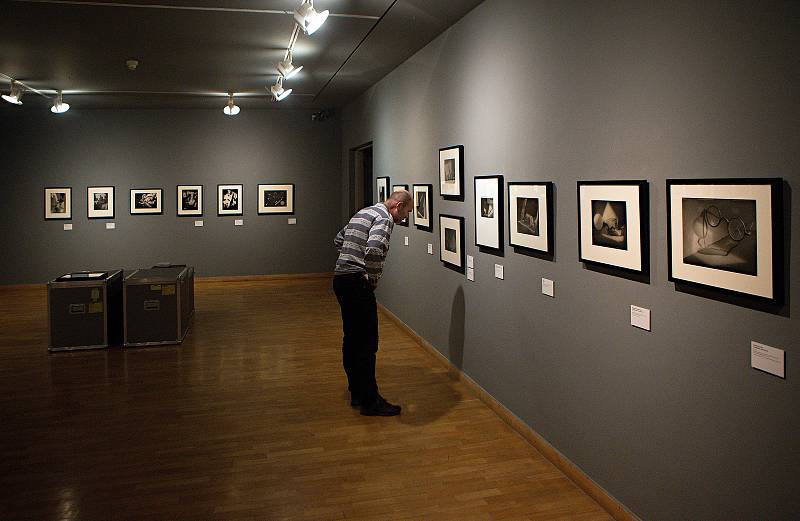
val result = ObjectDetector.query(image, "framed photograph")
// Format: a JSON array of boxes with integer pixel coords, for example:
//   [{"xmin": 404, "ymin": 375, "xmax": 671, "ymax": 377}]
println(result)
[
  {"xmin": 44, "ymin": 187, "xmax": 72, "ymax": 220},
  {"xmin": 392, "ymin": 184, "xmax": 409, "ymax": 226},
  {"xmin": 177, "ymin": 185, "xmax": 203, "ymax": 216},
  {"xmin": 439, "ymin": 145, "xmax": 464, "ymax": 199},
  {"xmin": 667, "ymin": 178, "xmax": 782, "ymax": 301},
  {"xmin": 439, "ymin": 214, "xmax": 465, "ymax": 272},
  {"xmin": 509, "ymin": 182, "xmax": 554, "ymax": 254},
  {"xmin": 87, "ymin": 186, "xmax": 115, "ymax": 219},
  {"xmin": 218, "ymin": 184, "xmax": 243, "ymax": 216},
  {"xmin": 130, "ymin": 188, "xmax": 163, "ymax": 215},
  {"xmin": 412, "ymin": 184, "xmax": 433, "ymax": 232},
  {"xmin": 577, "ymin": 180, "xmax": 649, "ymax": 273},
  {"xmin": 376, "ymin": 176, "xmax": 390, "ymax": 203},
  {"xmin": 258, "ymin": 184, "xmax": 295, "ymax": 215},
  {"xmin": 474, "ymin": 175, "xmax": 504, "ymax": 252}
]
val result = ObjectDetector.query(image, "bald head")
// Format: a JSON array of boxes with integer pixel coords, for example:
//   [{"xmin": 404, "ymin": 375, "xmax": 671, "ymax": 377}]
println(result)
[
  {"xmin": 385, "ymin": 190, "xmax": 412, "ymax": 207},
  {"xmin": 385, "ymin": 190, "xmax": 412, "ymax": 223}
]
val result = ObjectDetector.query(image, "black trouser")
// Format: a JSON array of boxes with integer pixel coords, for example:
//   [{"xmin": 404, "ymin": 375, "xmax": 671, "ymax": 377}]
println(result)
[{"xmin": 333, "ymin": 273, "xmax": 379, "ymax": 403}]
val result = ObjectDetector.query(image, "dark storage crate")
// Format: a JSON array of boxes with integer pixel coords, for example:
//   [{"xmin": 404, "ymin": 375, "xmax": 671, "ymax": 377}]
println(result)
[
  {"xmin": 124, "ymin": 267, "xmax": 193, "ymax": 347},
  {"xmin": 48, "ymin": 270, "xmax": 123, "ymax": 352}
]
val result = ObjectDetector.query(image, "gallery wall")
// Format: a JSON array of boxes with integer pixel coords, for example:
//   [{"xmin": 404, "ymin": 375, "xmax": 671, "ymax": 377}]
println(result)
[
  {"xmin": 340, "ymin": 1, "xmax": 799, "ymax": 519},
  {"xmin": 0, "ymin": 108, "xmax": 341, "ymax": 284}
]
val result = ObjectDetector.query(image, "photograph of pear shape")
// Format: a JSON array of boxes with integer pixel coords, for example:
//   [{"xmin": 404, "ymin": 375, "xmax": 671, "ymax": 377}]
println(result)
[{"xmin": 577, "ymin": 180, "xmax": 649, "ymax": 273}]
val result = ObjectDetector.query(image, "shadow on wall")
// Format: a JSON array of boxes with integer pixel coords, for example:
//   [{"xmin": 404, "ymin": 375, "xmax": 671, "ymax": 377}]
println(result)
[{"xmin": 449, "ymin": 285, "xmax": 465, "ymax": 370}]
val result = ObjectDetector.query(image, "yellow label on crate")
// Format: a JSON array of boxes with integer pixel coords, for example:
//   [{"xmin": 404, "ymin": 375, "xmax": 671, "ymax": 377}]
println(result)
[
  {"xmin": 150, "ymin": 285, "xmax": 162, "ymax": 291},
  {"xmin": 88, "ymin": 302, "xmax": 103, "ymax": 313},
  {"xmin": 162, "ymin": 284, "xmax": 176, "ymax": 295},
  {"xmin": 90, "ymin": 288, "xmax": 100, "ymax": 301}
]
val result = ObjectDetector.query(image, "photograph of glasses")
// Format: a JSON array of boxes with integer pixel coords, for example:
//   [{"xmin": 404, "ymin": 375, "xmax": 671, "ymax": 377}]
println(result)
[
  {"xmin": 667, "ymin": 178, "xmax": 783, "ymax": 302},
  {"xmin": 577, "ymin": 180, "xmax": 649, "ymax": 274}
]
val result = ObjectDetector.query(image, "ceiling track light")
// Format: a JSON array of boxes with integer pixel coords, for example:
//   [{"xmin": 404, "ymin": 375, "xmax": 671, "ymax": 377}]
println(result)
[
  {"xmin": 51, "ymin": 91, "xmax": 70, "ymax": 114},
  {"xmin": 2, "ymin": 80, "xmax": 24, "ymax": 105},
  {"xmin": 278, "ymin": 51, "xmax": 303, "ymax": 80},
  {"xmin": 270, "ymin": 77, "xmax": 292, "ymax": 102},
  {"xmin": 293, "ymin": 0, "xmax": 329, "ymax": 35},
  {"xmin": 223, "ymin": 92, "xmax": 240, "ymax": 115}
]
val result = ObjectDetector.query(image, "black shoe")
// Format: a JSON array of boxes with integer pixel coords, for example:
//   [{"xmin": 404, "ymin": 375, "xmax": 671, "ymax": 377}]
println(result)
[
  {"xmin": 350, "ymin": 395, "xmax": 362, "ymax": 407},
  {"xmin": 360, "ymin": 396, "xmax": 401, "ymax": 416}
]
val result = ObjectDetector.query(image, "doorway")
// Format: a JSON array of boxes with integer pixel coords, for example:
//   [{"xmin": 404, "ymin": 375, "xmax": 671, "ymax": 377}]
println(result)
[{"xmin": 349, "ymin": 142, "xmax": 373, "ymax": 217}]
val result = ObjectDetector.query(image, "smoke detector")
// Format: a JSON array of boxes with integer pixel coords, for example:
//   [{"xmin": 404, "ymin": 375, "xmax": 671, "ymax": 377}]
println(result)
[{"xmin": 126, "ymin": 59, "xmax": 140, "ymax": 71}]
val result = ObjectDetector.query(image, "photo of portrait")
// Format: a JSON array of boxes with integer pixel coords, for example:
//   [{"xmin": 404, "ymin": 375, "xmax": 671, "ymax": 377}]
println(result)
[{"xmin": 591, "ymin": 200, "xmax": 628, "ymax": 250}]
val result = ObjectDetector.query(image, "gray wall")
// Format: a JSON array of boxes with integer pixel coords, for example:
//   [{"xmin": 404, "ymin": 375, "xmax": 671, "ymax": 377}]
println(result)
[
  {"xmin": 340, "ymin": 1, "xmax": 799, "ymax": 519},
  {"xmin": 0, "ymin": 108, "xmax": 341, "ymax": 284}
]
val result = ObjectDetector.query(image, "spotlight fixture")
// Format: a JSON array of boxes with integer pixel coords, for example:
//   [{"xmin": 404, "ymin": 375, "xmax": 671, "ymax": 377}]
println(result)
[
  {"xmin": 223, "ymin": 92, "xmax": 240, "ymax": 115},
  {"xmin": 270, "ymin": 77, "xmax": 292, "ymax": 101},
  {"xmin": 277, "ymin": 51, "xmax": 303, "ymax": 80},
  {"xmin": 293, "ymin": 0, "xmax": 329, "ymax": 35},
  {"xmin": 2, "ymin": 80, "xmax": 24, "ymax": 105},
  {"xmin": 50, "ymin": 91, "xmax": 70, "ymax": 114}
]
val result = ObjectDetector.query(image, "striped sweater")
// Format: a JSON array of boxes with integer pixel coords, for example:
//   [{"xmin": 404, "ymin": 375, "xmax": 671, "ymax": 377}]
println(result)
[{"xmin": 334, "ymin": 203, "xmax": 394, "ymax": 286}]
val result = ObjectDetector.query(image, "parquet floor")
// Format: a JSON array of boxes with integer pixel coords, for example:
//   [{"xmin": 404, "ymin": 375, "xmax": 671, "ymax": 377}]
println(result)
[{"xmin": 0, "ymin": 277, "xmax": 613, "ymax": 521}]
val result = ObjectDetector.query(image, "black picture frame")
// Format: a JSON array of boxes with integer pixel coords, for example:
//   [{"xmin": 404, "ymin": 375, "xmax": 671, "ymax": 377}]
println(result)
[
  {"xmin": 439, "ymin": 145, "xmax": 464, "ymax": 201},
  {"xmin": 44, "ymin": 187, "xmax": 72, "ymax": 220},
  {"xmin": 439, "ymin": 214, "xmax": 465, "ymax": 272},
  {"xmin": 508, "ymin": 181, "xmax": 554, "ymax": 255},
  {"xmin": 474, "ymin": 174, "xmax": 504, "ymax": 254},
  {"xmin": 666, "ymin": 177, "xmax": 782, "ymax": 303},
  {"xmin": 376, "ymin": 176, "xmax": 390, "ymax": 204},
  {"xmin": 577, "ymin": 180, "xmax": 649, "ymax": 274},
  {"xmin": 412, "ymin": 184, "xmax": 433, "ymax": 232},
  {"xmin": 392, "ymin": 184, "xmax": 409, "ymax": 226},
  {"xmin": 217, "ymin": 184, "xmax": 243, "ymax": 216},
  {"xmin": 130, "ymin": 188, "xmax": 163, "ymax": 215},
  {"xmin": 87, "ymin": 186, "xmax": 115, "ymax": 219},
  {"xmin": 258, "ymin": 183, "xmax": 295, "ymax": 215},
  {"xmin": 176, "ymin": 184, "xmax": 203, "ymax": 217}
]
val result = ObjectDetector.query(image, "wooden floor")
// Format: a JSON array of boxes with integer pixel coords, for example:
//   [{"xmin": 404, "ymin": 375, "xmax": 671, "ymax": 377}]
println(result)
[{"xmin": 0, "ymin": 277, "xmax": 612, "ymax": 521}]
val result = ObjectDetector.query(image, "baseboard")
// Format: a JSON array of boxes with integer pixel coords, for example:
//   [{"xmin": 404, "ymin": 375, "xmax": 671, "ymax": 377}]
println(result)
[
  {"xmin": 377, "ymin": 303, "xmax": 640, "ymax": 521},
  {"xmin": 196, "ymin": 272, "xmax": 333, "ymax": 283}
]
